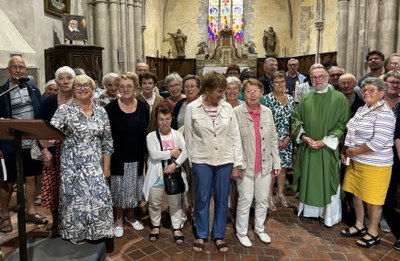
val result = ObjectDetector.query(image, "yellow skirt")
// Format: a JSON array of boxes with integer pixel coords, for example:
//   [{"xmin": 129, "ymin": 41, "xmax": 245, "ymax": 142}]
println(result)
[{"xmin": 342, "ymin": 160, "xmax": 391, "ymax": 205}]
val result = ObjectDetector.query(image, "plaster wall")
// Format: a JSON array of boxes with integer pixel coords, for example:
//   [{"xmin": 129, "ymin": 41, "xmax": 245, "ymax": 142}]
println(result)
[{"xmin": 0, "ymin": 0, "xmax": 83, "ymax": 90}]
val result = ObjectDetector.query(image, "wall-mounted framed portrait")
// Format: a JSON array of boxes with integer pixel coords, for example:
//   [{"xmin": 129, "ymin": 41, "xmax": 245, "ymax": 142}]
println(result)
[
  {"xmin": 44, "ymin": 0, "xmax": 71, "ymax": 17},
  {"xmin": 62, "ymin": 15, "xmax": 88, "ymax": 41}
]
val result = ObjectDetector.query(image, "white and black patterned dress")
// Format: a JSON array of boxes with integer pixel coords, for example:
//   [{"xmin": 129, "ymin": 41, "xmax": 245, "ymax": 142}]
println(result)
[
  {"xmin": 265, "ymin": 93, "xmax": 295, "ymax": 168},
  {"xmin": 50, "ymin": 100, "xmax": 114, "ymax": 241}
]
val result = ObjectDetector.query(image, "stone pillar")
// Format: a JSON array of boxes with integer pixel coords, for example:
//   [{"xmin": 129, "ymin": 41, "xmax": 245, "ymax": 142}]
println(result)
[
  {"xmin": 109, "ymin": 0, "xmax": 119, "ymax": 73},
  {"xmin": 345, "ymin": 0, "xmax": 357, "ymax": 74},
  {"xmin": 336, "ymin": 0, "xmax": 349, "ymax": 68},
  {"xmin": 133, "ymin": 0, "xmax": 143, "ymax": 62},
  {"xmin": 94, "ymin": 0, "xmax": 110, "ymax": 74},
  {"xmin": 87, "ymin": 1, "xmax": 95, "ymax": 44},
  {"xmin": 366, "ymin": 0, "xmax": 380, "ymax": 50},
  {"xmin": 127, "ymin": 0, "xmax": 136, "ymax": 71},
  {"xmin": 355, "ymin": 0, "xmax": 367, "ymax": 77},
  {"xmin": 120, "ymin": 0, "xmax": 128, "ymax": 72},
  {"xmin": 378, "ymin": 0, "xmax": 397, "ymax": 56},
  {"xmin": 314, "ymin": 20, "xmax": 324, "ymax": 63}
]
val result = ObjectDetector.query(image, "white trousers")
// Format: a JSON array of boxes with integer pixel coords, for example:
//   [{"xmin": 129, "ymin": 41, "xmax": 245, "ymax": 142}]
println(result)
[
  {"xmin": 235, "ymin": 173, "xmax": 272, "ymax": 235},
  {"xmin": 148, "ymin": 185, "xmax": 183, "ymax": 229},
  {"xmin": 298, "ymin": 185, "xmax": 342, "ymax": 227}
]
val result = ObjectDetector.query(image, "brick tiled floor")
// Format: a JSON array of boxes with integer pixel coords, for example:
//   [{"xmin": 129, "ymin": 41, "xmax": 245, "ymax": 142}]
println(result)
[{"xmin": 1, "ymin": 191, "xmax": 400, "ymax": 260}]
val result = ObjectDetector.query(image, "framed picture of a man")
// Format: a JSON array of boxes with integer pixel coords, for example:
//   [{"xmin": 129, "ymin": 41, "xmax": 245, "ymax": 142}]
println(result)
[
  {"xmin": 44, "ymin": 0, "xmax": 70, "ymax": 16},
  {"xmin": 62, "ymin": 15, "xmax": 88, "ymax": 41}
]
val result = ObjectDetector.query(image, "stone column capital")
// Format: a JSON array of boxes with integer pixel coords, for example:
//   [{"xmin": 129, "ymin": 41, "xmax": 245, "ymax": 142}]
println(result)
[{"xmin": 315, "ymin": 20, "xmax": 324, "ymax": 31}]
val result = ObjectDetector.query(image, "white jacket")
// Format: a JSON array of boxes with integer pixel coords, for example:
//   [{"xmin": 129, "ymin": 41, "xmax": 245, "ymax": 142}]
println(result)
[
  {"xmin": 184, "ymin": 96, "xmax": 243, "ymax": 168},
  {"xmin": 142, "ymin": 129, "xmax": 188, "ymax": 201}
]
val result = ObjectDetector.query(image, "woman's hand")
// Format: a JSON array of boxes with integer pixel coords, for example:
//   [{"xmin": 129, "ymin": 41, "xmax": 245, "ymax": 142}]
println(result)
[
  {"xmin": 163, "ymin": 163, "xmax": 177, "ymax": 174},
  {"xmin": 104, "ymin": 168, "xmax": 111, "ymax": 178},
  {"xmin": 170, "ymin": 148, "xmax": 181, "ymax": 159},
  {"xmin": 42, "ymin": 148, "xmax": 53, "ymax": 168},
  {"xmin": 271, "ymin": 169, "xmax": 281, "ymax": 177},
  {"xmin": 39, "ymin": 140, "xmax": 56, "ymax": 148},
  {"xmin": 346, "ymin": 147, "xmax": 358, "ymax": 158},
  {"xmin": 231, "ymin": 167, "xmax": 244, "ymax": 179}
]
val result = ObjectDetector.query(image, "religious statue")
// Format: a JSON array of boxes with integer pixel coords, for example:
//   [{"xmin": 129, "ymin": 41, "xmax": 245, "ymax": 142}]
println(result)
[
  {"xmin": 168, "ymin": 29, "xmax": 187, "ymax": 57},
  {"xmin": 219, "ymin": 24, "xmax": 233, "ymax": 46},
  {"xmin": 245, "ymin": 41, "xmax": 256, "ymax": 54},
  {"xmin": 263, "ymin": 26, "xmax": 277, "ymax": 56},
  {"xmin": 196, "ymin": 41, "xmax": 208, "ymax": 55}
]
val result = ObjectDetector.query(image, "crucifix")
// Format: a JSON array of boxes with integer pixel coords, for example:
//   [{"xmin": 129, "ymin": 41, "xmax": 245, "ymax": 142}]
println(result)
[{"xmin": 282, "ymin": 46, "xmax": 290, "ymax": 58}]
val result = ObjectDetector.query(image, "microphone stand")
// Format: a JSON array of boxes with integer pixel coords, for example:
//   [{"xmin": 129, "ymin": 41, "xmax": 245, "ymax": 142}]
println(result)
[{"xmin": 0, "ymin": 79, "xmax": 27, "ymax": 98}]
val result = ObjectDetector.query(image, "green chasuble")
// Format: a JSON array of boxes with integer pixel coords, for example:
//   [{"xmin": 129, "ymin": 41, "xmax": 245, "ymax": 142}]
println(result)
[{"xmin": 291, "ymin": 89, "xmax": 350, "ymax": 207}]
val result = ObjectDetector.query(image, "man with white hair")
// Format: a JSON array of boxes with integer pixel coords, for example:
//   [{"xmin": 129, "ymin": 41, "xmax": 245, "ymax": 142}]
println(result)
[
  {"xmin": 258, "ymin": 57, "xmax": 278, "ymax": 95},
  {"xmin": 292, "ymin": 64, "xmax": 351, "ymax": 227}
]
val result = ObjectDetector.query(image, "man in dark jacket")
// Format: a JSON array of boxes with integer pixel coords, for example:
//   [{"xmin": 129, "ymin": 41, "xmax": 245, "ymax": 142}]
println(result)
[{"xmin": 0, "ymin": 56, "xmax": 46, "ymax": 233}]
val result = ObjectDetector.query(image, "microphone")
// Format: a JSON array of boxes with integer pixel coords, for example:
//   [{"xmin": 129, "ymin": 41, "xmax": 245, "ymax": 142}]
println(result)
[{"xmin": 11, "ymin": 77, "xmax": 31, "ymax": 87}]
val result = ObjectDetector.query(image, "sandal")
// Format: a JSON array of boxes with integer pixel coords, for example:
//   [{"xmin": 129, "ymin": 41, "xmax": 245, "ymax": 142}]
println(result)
[
  {"xmin": 192, "ymin": 238, "xmax": 206, "ymax": 253},
  {"xmin": 341, "ymin": 225, "xmax": 367, "ymax": 237},
  {"xmin": 173, "ymin": 229, "xmax": 184, "ymax": 245},
  {"xmin": 356, "ymin": 232, "xmax": 381, "ymax": 248},
  {"xmin": 25, "ymin": 213, "xmax": 49, "ymax": 225},
  {"xmin": 214, "ymin": 238, "xmax": 229, "ymax": 254},
  {"xmin": 149, "ymin": 226, "xmax": 160, "ymax": 242},
  {"xmin": 0, "ymin": 216, "xmax": 12, "ymax": 233}
]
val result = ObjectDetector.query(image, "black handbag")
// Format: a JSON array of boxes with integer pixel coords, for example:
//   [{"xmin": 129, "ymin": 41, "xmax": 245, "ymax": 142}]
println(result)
[{"xmin": 156, "ymin": 130, "xmax": 185, "ymax": 195}]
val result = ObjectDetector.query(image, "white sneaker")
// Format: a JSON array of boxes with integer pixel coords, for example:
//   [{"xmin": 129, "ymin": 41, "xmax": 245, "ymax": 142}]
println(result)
[
  {"xmin": 114, "ymin": 226, "xmax": 124, "ymax": 237},
  {"xmin": 236, "ymin": 233, "xmax": 252, "ymax": 247},
  {"xmin": 125, "ymin": 217, "xmax": 144, "ymax": 231},
  {"xmin": 254, "ymin": 231, "xmax": 271, "ymax": 244}
]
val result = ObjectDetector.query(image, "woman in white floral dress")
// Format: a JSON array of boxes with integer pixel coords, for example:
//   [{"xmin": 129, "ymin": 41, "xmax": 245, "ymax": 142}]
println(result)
[{"xmin": 50, "ymin": 74, "xmax": 114, "ymax": 244}]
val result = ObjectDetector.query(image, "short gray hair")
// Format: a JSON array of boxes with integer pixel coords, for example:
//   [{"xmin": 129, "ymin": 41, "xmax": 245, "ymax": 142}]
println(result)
[
  {"xmin": 102, "ymin": 72, "xmax": 119, "ymax": 86},
  {"xmin": 264, "ymin": 57, "xmax": 277, "ymax": 64},
  {"xmin": 55, "ymin": 66, "xmax": 75, "ymax": 80},
  {"xmin": 164, "ymin": 72, "xmax": 182, "ymax": 86},
  {"xmin": 361, "ymin": 77, "xmax": 388, "ymax": 92},
  {"xmin": 226, "ymin": 76, "xmax": 242, "ymax": 90}
]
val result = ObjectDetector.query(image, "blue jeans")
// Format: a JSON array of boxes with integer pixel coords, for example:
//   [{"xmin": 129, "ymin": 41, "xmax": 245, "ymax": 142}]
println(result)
[{"xmin": 192, "ymin": 163, "xmax": 232, "ymax": 239}]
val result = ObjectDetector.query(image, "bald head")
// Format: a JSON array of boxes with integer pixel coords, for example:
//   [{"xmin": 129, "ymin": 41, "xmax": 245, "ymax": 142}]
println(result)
[{"xmin": 338, "ymin": 73, "xmax": 357, "ymax": 97}]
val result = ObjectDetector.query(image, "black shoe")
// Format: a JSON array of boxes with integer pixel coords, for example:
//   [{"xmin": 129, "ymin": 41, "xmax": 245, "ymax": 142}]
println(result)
[{"xmin": 394, "ymin": 239, "xmax": 400, "ymax": 251}]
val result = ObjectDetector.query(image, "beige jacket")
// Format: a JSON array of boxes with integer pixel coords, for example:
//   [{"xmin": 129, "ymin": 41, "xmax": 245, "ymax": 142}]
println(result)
[
  {"xmin": 184, "ymin": 96, "xmax": 243, "ymax": 168},
  {"xmin": 234, "ymin": 104, "xmax": 280, "ymax": 177}
]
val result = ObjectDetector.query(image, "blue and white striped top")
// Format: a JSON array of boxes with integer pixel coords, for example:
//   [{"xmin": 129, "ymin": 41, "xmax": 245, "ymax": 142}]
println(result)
[{"xmin": 345, "ymin": 100, "xmax": 395, "ymax": 166}]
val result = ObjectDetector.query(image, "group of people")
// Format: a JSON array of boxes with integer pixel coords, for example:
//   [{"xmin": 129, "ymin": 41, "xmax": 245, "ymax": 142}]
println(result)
[{"xmin": 1, "ymin": 50, "xmax": 400, "ymax": 253}]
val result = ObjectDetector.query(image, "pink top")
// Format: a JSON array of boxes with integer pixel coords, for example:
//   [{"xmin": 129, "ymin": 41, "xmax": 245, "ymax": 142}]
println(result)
[{"xmin": 247, "ymin": 104, "xmax": 262, "ymax": 174}]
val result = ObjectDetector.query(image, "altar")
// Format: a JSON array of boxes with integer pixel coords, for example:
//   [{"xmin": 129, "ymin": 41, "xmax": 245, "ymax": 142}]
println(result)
[{"xmin": 196, "ymin": 25, "xmax": 257, "ymax": 76}]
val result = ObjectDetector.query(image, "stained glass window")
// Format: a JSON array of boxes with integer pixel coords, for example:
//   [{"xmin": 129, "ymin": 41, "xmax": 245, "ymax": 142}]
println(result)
[{"xmin": 208, "ymin": 0, "xmax": 243, "ymax": 41}]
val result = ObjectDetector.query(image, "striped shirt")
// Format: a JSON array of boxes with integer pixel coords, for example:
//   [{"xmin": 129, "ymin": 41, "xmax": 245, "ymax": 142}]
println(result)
[
  {"xmin": 203, "ymin": 105, "xmax": 218, "ymax": 121},
  {"xmin": 9, "ymin": 83, "xmax": 34, "ymax": 148},
  {"xmin": 345, "ymin": 100, "xmax": 395, "ymax": 166}
]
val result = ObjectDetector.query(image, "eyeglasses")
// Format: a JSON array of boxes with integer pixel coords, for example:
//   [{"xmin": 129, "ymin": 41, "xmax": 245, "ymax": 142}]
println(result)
[
  {"xmin": 340, "ymin": 82, "xmax": 355, "ymax": 87},
  {"xmin": 288, "ymin": 64, "xmax": 297, "ymax": 67},
  {"xmin": 273, "ymin": 80, "xmax": 286, "ymax": 85},
  {"xmin": 244, "ymin": 89, "xmax": 261, "ymax": 95},
  {"xmin": 362, "ymin": 88, "xmax": 378, "ymax": 94},
  {"xmin": 311, "ymin": 75, "xmax": 326, "ymax": 81},
  {"xmin": 9, "ymin": 65, "xmax": 26, "ymax": 71},
  {"xmin": 119, "ymin": 85, "xmax": 134, "ymax": 90},
  {"xmin": 389, "ymin": 62, "xmax": 400, "ymax": 66},
  {"xmin": 184, "ymin": 85, "xmax": 198, "ymax": 89},
  {"xmin": 74, "ymin": 83, "xmax": 91, "ymax": 90},
  {"xmin": 387, "ymin": 81, "xmax": 400, "ymax": 86},
  {"xmin": 167, "ymin": 83, "xmax": 181, "ymax": 89}
]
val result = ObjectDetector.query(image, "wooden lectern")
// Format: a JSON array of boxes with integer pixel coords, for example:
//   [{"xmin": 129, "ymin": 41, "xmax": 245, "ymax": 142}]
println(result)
[{"xmin": 0, "ymin": 119, "xmax": 65, "ymax": 261}]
